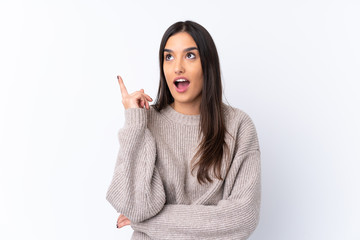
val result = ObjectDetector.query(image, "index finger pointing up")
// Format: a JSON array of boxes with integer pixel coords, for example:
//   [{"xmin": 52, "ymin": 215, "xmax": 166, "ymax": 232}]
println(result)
[{"xmin": 117, "ymin": 75, "xmax": 128, "ymax": 97}]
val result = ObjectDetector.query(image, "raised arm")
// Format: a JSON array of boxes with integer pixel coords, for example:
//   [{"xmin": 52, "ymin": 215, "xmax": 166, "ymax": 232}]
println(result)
[{"xmin": 106, "ymin": 76, "xmax": 166, "ymax": 223}]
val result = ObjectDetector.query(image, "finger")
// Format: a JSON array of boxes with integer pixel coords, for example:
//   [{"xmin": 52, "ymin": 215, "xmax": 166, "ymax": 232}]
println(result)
[
  {"xmin": 117, "ymin": 215, "xmax": 123, "ymax": 224},
  {"xmin": 140, "ymin": 94, "xmax": 152, "ymax": 102},
  {"xmin": 117, "ymin": 215, "xmax": 129, "ymax": 225},
  {"xmin": 117, "ymin": 215, "xmax": 127, "ymax": 226},
  {"xmin": 138, "ymin": 98, "xmax": 144, "ymax": 108},
  {"xmin": 140, "ymin": 90, "xmax": 152, "ymax": 101},
  {"xmin": 145, "ymin": 94, "xmax": 153, "ymax": 102},
  {"xmin": 145, "ymin": 99, "xmax": 149, "ymax": 110},
  {"xmin": 118, "ymin": 219, "xmax": 131, "ymax": 228},
  {"xmin": 139, "ymin": 97, "xmax": 147, "ymax": 109},
  {"xmin": 118, "ymin": 217, "xmax": 130, "ymax": 225},
  {"xmin": 136, "ymin": 89, "xmax": 152, "ymax": 102},
  {"xmin": 137, "ymin": 92, "xmax": 152, "ymax": 101},
  {"xmin": 117, "ymin": 75, "xmax": 129, "ymax": 97},
  {"xmin": 143, "ymin": 97, "xmax": 149, "ymax": 109},
  {"xmin": 117, "ymin": 214, "xmax": 127, "ymax": 222},
  {"xmin": 117, "ymin": 214, "xmax": 124, "ymax": 220},
  {"xmin": 129, "ymin": 92, "xmax": 151, "ymax": 108},
  {"xmin": 130, "ymin": 90, "xmax": 151, "ymax": 100},
  {"xmin": 138, "ymin": 92, "xmax": 152, "ymax": 102}
]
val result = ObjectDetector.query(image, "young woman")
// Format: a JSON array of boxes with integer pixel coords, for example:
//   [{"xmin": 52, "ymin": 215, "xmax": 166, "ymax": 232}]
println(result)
[{"xmin": 106, "ymin": 20, "xmax": 261, "ymax": 240}]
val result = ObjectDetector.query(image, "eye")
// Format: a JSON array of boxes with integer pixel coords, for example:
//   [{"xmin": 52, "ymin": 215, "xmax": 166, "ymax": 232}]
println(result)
[
  {"xmin": 165, "ymin": 54, "xmax": 173, "ymax": 61},
  {"xmin": 186, "ymin": 52, "xmax": 196, "ymax": 59}
]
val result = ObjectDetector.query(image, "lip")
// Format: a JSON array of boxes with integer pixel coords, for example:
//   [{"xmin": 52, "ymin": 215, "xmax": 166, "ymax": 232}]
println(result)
[{"xmin": 173, "ymin": 76, "xmax": 190, "ymax": 93}]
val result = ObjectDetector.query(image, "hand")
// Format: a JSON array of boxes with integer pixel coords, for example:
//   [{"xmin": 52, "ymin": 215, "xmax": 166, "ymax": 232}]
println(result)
[
  {"xmin": 116, "ymin": 213, "xmax": 131, "ymax": 229},
  {"xmin": 117, "ymin": 75, "xmax": 153, "ymax": 110}
]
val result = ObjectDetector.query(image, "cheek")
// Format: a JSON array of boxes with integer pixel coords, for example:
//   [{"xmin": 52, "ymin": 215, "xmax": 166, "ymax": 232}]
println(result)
[
  {"xmin": 195, "ymin": 65, "xmax": 203, "ymax": 84},
  {"xmin": 163, "ymin": 65, "xmax": 171, "ymax": 82}
]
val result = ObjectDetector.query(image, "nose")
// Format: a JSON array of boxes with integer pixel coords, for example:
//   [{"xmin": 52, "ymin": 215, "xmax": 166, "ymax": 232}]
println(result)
[{"xmin": 174, "ymin": 59, "xmax": 185, "ymax": 74}]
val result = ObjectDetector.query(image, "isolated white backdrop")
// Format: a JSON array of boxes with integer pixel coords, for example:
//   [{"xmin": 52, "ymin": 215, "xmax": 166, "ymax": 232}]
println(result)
[{"xmin": 1, "ymin": 0, "xmax": 359, "ymax": 239}]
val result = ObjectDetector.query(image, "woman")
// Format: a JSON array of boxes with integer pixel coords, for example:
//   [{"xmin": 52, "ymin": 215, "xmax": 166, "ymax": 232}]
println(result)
[{"xmin": 106, "ymin": 20, "xmax": 261, "ymax": 240}]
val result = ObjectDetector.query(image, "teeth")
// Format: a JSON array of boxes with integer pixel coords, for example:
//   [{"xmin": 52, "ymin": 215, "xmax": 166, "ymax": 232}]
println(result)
[{"xmin": 175, "ymin": 79, "xmax": 188, "ymax": 82}]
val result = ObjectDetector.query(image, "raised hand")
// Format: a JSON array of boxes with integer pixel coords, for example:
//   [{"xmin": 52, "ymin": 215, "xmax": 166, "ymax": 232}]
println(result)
[{"xmin": 117, "ymin": 75, "xmax": 153, "ymax": 110}]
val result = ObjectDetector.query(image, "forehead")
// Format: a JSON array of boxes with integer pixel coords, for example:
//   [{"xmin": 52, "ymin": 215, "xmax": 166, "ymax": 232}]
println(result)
[{"xmin": 164, "ymin": 32, "xmax": 197, "ymax": 50}]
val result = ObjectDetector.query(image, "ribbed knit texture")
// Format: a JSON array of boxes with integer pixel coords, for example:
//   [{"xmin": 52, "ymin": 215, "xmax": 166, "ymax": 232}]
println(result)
[{"xmin": 106, "ymin": 103, "xmax": 261, "ymax": 240}]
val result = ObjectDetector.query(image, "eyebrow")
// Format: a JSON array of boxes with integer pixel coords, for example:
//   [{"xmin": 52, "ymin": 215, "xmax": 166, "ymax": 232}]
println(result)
[{"xmin": 163, "ymin": 47, "xmax": 198, "ymax": 53}]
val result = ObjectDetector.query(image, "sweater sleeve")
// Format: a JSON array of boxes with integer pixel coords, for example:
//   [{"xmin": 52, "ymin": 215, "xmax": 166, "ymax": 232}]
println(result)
[
  {"xmin": 130, "ymin": 111, "xmax": 261, "ymax": 240},
  {"xmin": 105, "ymin": 107, "xmax": 166, "ymax": 223},
  {"xmin": 130, "ymin": 150, "xmax": 261, "ymax": 240}
]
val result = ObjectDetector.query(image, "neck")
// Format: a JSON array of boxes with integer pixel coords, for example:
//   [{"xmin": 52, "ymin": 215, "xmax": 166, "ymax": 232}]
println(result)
[{"xmin": 170, "ymin": 101, "xmax": 201, "ymax": 115}]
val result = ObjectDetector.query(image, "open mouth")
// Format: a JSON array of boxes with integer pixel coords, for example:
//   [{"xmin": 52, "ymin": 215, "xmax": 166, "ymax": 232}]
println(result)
[
  {"xmin": 174, "ymin": 80, "xmax": 190, "ymax": 90},
  {"xmin": 173, "ymin": 77, "xmax": 190, "ymax": 93}
]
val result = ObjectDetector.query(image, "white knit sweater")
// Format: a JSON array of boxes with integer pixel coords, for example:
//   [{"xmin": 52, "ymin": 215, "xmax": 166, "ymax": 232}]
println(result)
[{"xmin": 106, "ymin": 103, "xmax": 261, "ymax": 240}]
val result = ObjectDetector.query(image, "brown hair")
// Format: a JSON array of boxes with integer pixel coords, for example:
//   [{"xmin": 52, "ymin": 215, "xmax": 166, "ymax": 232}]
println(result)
[{"xmin": 153, "ymin": 20, "xmax": 232, "ymax": 185}]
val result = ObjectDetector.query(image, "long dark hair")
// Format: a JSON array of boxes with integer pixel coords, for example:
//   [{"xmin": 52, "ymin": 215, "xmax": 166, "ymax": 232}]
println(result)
[{"xmin": 153, "ymin": 20, "xmax": 232, "ymax": 185}]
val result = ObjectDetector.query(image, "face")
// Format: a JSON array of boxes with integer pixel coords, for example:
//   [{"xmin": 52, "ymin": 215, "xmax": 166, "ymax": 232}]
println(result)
[{"xmin": 163, "ymin": 32, "xmax": 203, "ymax": 107}]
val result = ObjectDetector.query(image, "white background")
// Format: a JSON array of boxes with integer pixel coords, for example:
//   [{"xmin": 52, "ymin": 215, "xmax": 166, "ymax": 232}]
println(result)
[{"xmin": 1, "ymin": 0, "xmax": 359, "ymax": 239}]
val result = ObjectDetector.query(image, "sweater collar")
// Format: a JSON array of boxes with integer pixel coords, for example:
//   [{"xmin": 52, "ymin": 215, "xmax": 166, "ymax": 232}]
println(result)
[{"xmin": 161, "ymin": 104, "xmax": 200, "ymax": 126}]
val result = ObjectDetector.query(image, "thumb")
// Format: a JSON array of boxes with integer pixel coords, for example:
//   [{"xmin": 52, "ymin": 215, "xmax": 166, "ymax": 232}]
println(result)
[{"xmin": 139, "ymin": 89, "xmax": 144, "ymax": 92}]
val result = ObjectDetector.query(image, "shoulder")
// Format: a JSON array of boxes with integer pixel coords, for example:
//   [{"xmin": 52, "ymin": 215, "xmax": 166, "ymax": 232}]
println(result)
[
  {"xmin": 223, "ymin": 103, "xmax": 251, "ymax": 119},
  {"xmin": 145, "ymin": 105, "xmax": 165, "ymax": 127},
  {"xmin": 222, "ymin": 103, "xmax": 260, "ymax": 154},
  {"xmin": 147, "ymin": 104, "xmax": 159, "ymax": 121},
  {"xmin": 223, "ymin": 103, "xmax": 257, "ymax": 130}
]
